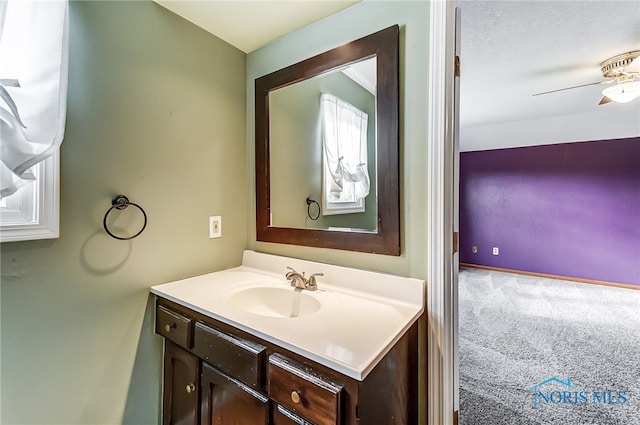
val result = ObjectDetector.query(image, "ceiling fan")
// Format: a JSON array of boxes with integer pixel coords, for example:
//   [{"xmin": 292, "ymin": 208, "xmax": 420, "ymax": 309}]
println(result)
[{"xmin": 533, "ymin": 50, "xmax": 640, "ymax": 105}]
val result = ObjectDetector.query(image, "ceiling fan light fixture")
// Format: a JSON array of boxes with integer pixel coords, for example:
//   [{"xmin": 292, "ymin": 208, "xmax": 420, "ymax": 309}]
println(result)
[
  {"xmin": 600, "ymin": 50, "xmax": 640, "ymax": 78},
  {"xmin": 601, "ymin": 81, "xmax": 640, "ymax": 104}
]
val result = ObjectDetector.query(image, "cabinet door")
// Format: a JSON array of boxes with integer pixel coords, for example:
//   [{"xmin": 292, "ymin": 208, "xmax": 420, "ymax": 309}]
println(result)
[
  {"xmin": 200, "ymin": 362, "xmax": 270, "ymax": 425},
  {"xmin": 163, "ymin": 341, "xmax": 200, "ymax": 425}
]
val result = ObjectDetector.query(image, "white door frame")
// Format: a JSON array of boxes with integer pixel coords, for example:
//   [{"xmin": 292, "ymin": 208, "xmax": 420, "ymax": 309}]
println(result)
[{"xmin": 426, "ymin": 1, "xmax": 457, "ymax": 424}]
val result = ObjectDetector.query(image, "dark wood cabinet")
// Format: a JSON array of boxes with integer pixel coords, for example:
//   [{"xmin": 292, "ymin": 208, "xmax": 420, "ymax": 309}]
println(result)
[
  {"xmin": 156, "ymin": 298, "xmax": 417, "ymax": 425},
  {"xmin": 200, "ymin": 362, "xmax": 270, "ymax": 425},
  {"xmin": 163, "ymin": 341, "xmax": 200, "ymax": 425}
]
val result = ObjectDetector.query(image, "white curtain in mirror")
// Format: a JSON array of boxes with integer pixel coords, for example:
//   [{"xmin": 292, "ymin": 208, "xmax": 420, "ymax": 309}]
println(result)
[
  {"xmin": 0, "ymin": 0, "xmax": 68, "ymax": 198},
  {"xmin": 321, "ymin": 93, "xmax": 370, "ymax": 208}
]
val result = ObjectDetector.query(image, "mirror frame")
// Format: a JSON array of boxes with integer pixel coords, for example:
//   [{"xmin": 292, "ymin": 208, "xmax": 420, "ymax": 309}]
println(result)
[{"xmin": 255, "ymin": 25, "xmax": 400, "ymax": 255}]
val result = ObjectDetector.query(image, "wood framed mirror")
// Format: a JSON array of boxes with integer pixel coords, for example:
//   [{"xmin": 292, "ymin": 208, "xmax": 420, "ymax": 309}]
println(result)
[{"xmin": 255, "ymin": 25, "xmax": 400, "ymax": 255}]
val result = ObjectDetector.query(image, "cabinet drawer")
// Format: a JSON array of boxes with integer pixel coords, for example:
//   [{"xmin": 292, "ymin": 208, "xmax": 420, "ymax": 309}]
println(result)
[
  {"xmin": 156, "ymin": 305, "xmax": 193, "ymax": 348},
  {"xmin": 273, "ymin": 404, "xmax": 313, "ymax": 425},
  {"xmin": 193, "ymin": 321, "xmax": 266, "ymax": 389},
  {"xmin": 268, "ymin": 353, "xmax": 343, "ymax": 425}
]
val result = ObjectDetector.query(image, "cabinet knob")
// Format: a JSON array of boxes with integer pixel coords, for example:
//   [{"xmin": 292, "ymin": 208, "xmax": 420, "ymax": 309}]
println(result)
[
  {"xmin": 186, "ymin": 383, "xmax": 196, "ymax": 394},
  {"xmin": 164, "ymin": 323, "xmax": 176, "ymax": 333},
  {"xmin": 290, "ymin": 390, "xmax": 301, "ymax": 404}
]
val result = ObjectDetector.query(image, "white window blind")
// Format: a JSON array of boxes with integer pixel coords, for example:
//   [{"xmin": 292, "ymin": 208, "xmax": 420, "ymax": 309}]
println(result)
[{"xmin": 0, "ymin": 0, "xmax": 68, "ymax": 198}]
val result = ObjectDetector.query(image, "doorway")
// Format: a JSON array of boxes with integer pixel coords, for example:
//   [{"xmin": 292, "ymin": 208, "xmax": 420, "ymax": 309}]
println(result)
[{"xmin": 452, "ymin": 2, "xmax": 640, "ymax": 424}]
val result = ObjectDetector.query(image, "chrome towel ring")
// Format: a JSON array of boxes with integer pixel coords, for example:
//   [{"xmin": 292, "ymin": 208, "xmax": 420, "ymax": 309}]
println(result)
[{"xmin": 103, "ymin": 195, "xmax": 147, "ymax": 240}]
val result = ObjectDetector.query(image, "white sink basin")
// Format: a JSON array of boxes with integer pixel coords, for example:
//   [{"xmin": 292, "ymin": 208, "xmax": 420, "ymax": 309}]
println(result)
[{"xmin": 228, "ymin": 286, "xmax": 321, "ymax": 318}]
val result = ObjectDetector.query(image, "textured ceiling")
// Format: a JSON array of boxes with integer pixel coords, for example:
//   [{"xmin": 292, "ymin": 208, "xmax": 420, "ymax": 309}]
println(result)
[{"xmin": 459, "ymin": 0, "xmax": 640, "ymax": 128}]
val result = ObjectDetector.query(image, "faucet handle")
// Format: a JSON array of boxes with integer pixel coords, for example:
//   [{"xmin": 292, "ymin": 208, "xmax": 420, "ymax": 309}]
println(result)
[{"xmin": 307, "ymin": 273, "xmax": 323, "ymax": 289}]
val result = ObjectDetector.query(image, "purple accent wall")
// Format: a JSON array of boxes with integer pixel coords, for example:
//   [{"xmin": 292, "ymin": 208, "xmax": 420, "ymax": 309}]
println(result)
[{"xmin": 459, "ymin": 137, "xmax": 640, "ymax": 286}]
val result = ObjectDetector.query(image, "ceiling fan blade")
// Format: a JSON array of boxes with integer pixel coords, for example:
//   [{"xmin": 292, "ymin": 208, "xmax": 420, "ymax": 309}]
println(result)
[
  {"xmin": 532, "ymin": 80, "xmax": 612, "ymax": 96},
  {"xmin": 598, "ymin": 96, "xmax": 612, "ymax": 105}
]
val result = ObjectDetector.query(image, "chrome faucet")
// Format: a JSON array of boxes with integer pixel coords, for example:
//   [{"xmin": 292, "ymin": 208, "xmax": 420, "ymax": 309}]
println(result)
[{"xmin": 285, "ymin": 267, "xmax": 323, "ymax": 291}]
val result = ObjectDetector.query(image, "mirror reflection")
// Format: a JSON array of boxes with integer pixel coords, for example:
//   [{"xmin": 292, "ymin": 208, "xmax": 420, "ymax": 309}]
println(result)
[
  {"xmin": 255, "ymin": 25, "xmax": 399, "ymax": 255},
  {"xmin": 269, "ymin": 57, "xmax": 377, "ymax": 232}
]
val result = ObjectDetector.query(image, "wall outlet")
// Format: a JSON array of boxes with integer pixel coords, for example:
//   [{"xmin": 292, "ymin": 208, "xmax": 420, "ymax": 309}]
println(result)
[
  {"xmin": 209, "ymin": 216, "xmax": 222, "ymax": 238},
  {"xmin": 492, "ymin": 247, "xmax": 499, "ymax": 256},
  {"xmin": 472, "ymin": 246, "xmax": 478, "ymax": 254}
]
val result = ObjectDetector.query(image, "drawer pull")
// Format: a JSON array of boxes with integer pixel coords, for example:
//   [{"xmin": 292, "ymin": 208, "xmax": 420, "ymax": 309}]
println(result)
[
  {"xmin": 290, "ymin": 390, "xmax": 301, "ymax": 404},
  {"xmin": 164, "ymin": 323, "xmax": 176, "ymax": 333},
  {"xmin": 186, "ymin": 383, "xmax": 196, "ymax": 394}
]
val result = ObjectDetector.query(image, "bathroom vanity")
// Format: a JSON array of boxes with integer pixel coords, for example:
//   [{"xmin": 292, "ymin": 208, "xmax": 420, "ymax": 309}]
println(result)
[{"xmin": 151, "ymin": 251, "xmax": 424, "ymax": 425}]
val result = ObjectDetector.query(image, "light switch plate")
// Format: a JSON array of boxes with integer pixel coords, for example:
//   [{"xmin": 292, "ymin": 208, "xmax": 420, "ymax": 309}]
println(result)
[{"xmin": 209, "ymin": 216, "xmax": 222, "ymax": 238}]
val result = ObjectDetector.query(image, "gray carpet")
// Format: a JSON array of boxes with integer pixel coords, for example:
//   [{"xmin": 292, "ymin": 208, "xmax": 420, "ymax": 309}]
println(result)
[{"xmin": 459, "ymin": 268, "xmax": 640, "ymax": 425}]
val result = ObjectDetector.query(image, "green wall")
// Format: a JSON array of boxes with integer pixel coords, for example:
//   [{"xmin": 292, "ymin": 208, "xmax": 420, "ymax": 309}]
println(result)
[
  {"xmin": 247, "ymin": 1, "xmax": 429, "ymax": 277},
  {"xmin": 0, "ymin": 1, "xmax": 247, "ymax": 423}
]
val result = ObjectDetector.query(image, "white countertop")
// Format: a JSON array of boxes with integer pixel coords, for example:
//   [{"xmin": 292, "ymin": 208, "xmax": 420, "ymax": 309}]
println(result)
[{"xmin": 150, "ymin": 250, "xmax": 424, "ymax": 380}]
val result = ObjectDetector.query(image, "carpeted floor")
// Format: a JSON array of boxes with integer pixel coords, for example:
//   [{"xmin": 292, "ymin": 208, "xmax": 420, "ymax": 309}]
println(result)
[{"xmin": 458, "ymin": 268, "xmax": 640, "ymax": 425}]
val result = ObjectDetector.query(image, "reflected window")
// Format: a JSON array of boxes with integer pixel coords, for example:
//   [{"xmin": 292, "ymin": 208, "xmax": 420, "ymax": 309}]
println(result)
[{"xmin": 320, "ymin": 93, "xmax": 370, "ymax": 215}]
